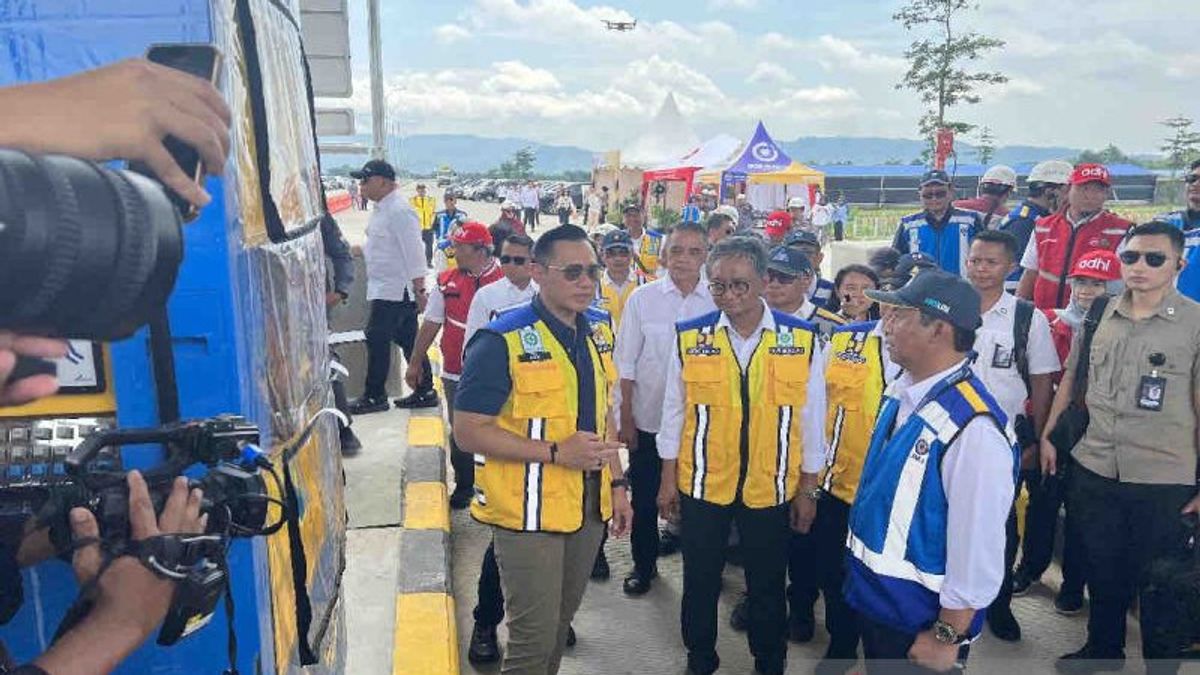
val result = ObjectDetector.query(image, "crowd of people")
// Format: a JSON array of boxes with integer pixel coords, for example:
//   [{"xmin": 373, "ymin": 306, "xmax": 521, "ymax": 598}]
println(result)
[{"xmin": 341, "ymin": 155, "xmax": 1200, "ymax": 675}]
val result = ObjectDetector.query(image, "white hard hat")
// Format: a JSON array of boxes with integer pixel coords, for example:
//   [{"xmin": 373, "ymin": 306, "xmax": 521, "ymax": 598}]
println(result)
[
  {"xmin": 980, "ymin": 165, "xmax": 1018, "ymax": 188},
  {"xmin": 1027, "ymin": 160, "xmax": 1074, "ymax": 186},
  {"xmin": 787, "ymin": 197, "xmax": 807, "ymax": 209},
  {"xmin": 501, "ymin": 200, "xmax": 519, "ymax": 211},
  {"xmin": 714, "ymin": 204, "xmax": 740, "ymax": 223}
]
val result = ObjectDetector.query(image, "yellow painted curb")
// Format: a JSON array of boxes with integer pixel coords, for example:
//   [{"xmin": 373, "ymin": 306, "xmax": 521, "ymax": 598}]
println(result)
[
  {"xmin": 393, "ymin": 593, "xmax": 459, "ymax": 675},
  {"xmin": 407, "ymin": 416, "xmax": 445, "ymax": 447},
  {"xmin": 404, "ymin": 482, "xmax": 450, "ymax": 531}
]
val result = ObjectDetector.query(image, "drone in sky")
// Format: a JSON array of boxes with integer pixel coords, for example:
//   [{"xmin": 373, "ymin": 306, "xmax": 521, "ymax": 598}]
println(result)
[{"xmin": 602, "ymin": 19, "xmax": 637, "ymax": 31}]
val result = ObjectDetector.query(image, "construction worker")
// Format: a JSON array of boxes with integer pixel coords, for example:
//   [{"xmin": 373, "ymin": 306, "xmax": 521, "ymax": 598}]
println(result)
[
  {"xmin": 593, "ymin": 230, "xmax": 650, "ymax": 329},
  {"xmin": 891, "ymin": 169, "xmax": 985, "ymax": 277},
  {"xmin": 622, "ymin": 203, "xmax": 665, "ymax": 278},
  {"xmin": 954, "ymin": 165, "xmax": 1018, "ymax": 228},
  {"xmin": 998, "ymin": 160, "xmax": 1073, "ymax": 291},
  {"xmin": 410, "ymin": 182, "xmax": 437, "ymax": 265}
]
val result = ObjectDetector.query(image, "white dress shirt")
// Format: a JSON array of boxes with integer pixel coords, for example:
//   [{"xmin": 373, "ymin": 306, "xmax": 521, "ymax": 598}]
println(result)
[
  {"xmin": 363, "ymin": 190, "xmax": 427, "ymax": 301},
  {"xmin": 970, "ymin": 292, "xmax": 1061, "ymax": 421},
  {"xmin": 464, "ymin": 277, "xmax": 539, "ymax": 348},
  {"xmin": 657, "ymin": 299, "xmax": 827, "ymax": 477},
  {"xmin": 614, "ymin": 276, "xmax": 716, "ymax": 434},
  {"xmin": 891, "ymin": 360, "xmax": 1016, "ymax": 611}
]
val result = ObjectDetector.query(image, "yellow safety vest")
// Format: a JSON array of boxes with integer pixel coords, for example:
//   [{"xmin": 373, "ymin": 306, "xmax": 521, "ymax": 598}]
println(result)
[
  {"xmin": 472, "ymin": 305, "xmax": 617, "ymax": 532},
  {"xmin": 821, "ymin": 322, "xmax": 888, "ymax": 504},
  {"xmin": 410, "ymin": 195, "xmax": 436, "ymax": 230},
  {"xmin": 633, "ymin": 230, "xmax": 664, "ymax": 279},
  {"xmin": 675, "ymin": 310, "xmax": 816, "ymax": 508},
  {"xmin": 593, "ymin": 271, "xmax": 648, "ymax": 330}
]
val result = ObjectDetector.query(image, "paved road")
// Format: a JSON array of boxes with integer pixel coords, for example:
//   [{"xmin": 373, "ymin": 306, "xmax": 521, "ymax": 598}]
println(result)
[{"xmin": 450, "ymin": 501, "xmax": 1175, "ymax": 675}]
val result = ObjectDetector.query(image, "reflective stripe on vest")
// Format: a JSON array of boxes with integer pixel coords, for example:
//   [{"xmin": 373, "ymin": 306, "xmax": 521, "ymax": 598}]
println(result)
[
  {"xmin": 821, "ymin": 325, "xmax": 886, "ymax": 503},
  {"xmin": 470, "ymin": 309, "xmax": 616, "ymax": 533},
  {"xmin": 438, "ymin": 263, "xmax": 505, "ymax": 375}
]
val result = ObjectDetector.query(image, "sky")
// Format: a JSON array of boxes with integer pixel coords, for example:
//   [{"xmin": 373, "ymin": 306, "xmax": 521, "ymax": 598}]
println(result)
[{"xmin": 316, "ymin": 0, "xmax": 1197, "ymax": 154}]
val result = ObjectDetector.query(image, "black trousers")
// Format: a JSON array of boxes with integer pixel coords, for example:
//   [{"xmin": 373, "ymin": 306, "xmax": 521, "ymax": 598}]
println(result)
[
  {"xmin": 858, "ymin": 614, "xmax": 970, "ymax": 673},
  {"xmin": 989, "ymin": 473, "xmax": 1026, "ymax": 616},
  {"xmin": 1071, "ymin": 465, "xmax": 1194, "ymax": 657},
  {"xmin": 363, "ymin": 299, "xmax": 432, "ymax": 399},
  {"xmin": 787, "ymin": 525, "xmax": 819, "ymax": 618},
  {"xmin": 557, "ymin": 208, "xmax": 571, "ymax": 226},
  {"xmin": 442, "ymin": 378, "xmax": 472, "ymax": 493},
  {"xmin": 522, "ymin": 207, "xmax": 537, "ymax": 232},
  {"xmin": 1017, "ymin": 467, "xmax": 1086, "ymax": 594},
  {"xmin": 833, "ymin": 220, "xmax": 845, "ymax": 241},
  {"xmin": 421, "ymin": 228, "xmax": 434, "ymax": 265},
  {"xmin": 474, "ymin": 540, "xmax": 506, "ymax": 627},
  {"xmin": 680, "ymin": 494, "xmax": 790, "ymax": 675},
  {"xmin": 810, "ymin": 495, "xmax": 860, "ymax": 660},
  {"xmin": 627, "ymin": 430, "xmax": 662, "ymax": 577}
]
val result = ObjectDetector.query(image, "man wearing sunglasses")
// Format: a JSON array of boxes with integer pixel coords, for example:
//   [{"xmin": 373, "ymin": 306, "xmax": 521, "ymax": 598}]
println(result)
[
  {"xmin": 1017, "ymin": 163, "xmax": 1132, "ymax": 310},
  {"xmin": 405, "ymin": 222, "xmax": 504, "ymax": 509},
  {"xmin": 1041, "ymin": 221, "xmax": 1200, "ymax": 672},
  {"xmin": 593, "ymin": 230, "xmax": 649, "ymax": 330},
  {"xmin": 763, "ymin": 246, "xmax": 845, "ymax": 338},
  {"xmin": 455, "ymin": 225, "xmax": 632, "ymax": 675},
  {"xmin": 1156, "ymin": 158, "xmax": 1200, "ymax": 302},
  {"xmin": 891, "ymin": 169, "xmax": 984, "ymax": 277},
  {"xmin": 657, "ymin": 236, "xmax": 826, "ymax": 675}
]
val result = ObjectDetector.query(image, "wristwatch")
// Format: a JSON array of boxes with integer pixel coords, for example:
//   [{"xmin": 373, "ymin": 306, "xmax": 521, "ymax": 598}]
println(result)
[
  {"xmin": 932, "ymin": 620, "xmax": 966, "ymax": 645},
  {"xmin": 801, "ymin": 487, "xmax": 822, "ymax": 501},
  {"xmin": 610, "ymin": 478, "xmax": 629, "ymax": 490}
]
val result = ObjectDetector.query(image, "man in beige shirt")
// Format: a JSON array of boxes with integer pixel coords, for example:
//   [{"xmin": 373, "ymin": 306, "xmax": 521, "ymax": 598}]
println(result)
[{"xmin": 1041, "ymin": 221, "xmax": 1200, "ymax": 672}]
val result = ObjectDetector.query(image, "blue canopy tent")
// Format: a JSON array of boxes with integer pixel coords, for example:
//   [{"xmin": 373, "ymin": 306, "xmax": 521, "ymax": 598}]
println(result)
[{"xmin": 698, "ymin": 121, "xmax": 819, "ymax": 209}]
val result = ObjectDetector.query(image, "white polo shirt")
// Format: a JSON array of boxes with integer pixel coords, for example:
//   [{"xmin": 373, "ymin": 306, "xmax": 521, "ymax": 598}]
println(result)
[
  {"xmin": 363, "ymin": 190, "xmax": 427, "ymax": 302},
  {"xmin": 614, "ymin": 275, "xmax": 716, "ymax": 434},
  {"xmin": 463, "ymin": 277, "xmax": 539, "ymax": 349},
  {"xmin": 970, "ymin": 291, "xmax": 1061, "ymax": 421}
]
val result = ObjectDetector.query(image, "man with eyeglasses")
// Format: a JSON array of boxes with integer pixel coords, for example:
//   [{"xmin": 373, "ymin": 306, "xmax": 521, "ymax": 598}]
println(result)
[
  {"xmin": 1156, "ymin": 158, "xmax": 1200, "ymax": 302},
  {"xmin": 594, "ymin": 230, "xmax": 649, "ymax": 329},
  {"xmin": 348, "ymin": 159, "xmax": 434, "ymax": 416},
  {"xmin": 405, "ymin": 222, "xmax": 504, "ymax": 509},
  {"xmin": 763, "ymin": 246, "xmax": 845, "ymax": 337},
  {"xmin": 891, "ymin": 169, "xmax": 984, "ymax": 277},
  {"xmin": 614, "ymin": 221, "xmax": 715, "ymax": 598},
  {"xmin": 1039, "ymin": 221, "xmax": 1200, "ymax": 673},
  {"xmin": 454, "ymin": 224, "xmax": 633, "ymax": 675},
  {"xmin": 657, "ymin": 236, "xmax": 826, "ymax": 675},
  {"xmin": 1017, "ymin": 163, "xmax": 1132, "ymax": 310},
  {"xmin": 784, "ymin": 230, "xmax": 836, "ymax": 309},
  {"xmin": 998, "ymin": 161, "xmax": 1073, "ymax": 292}
]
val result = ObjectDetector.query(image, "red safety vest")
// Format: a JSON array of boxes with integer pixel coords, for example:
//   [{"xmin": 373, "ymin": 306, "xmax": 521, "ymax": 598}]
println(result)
[
  {"xmin": 438, "ymin": 260, "xmax": 504, "ymax": 376},
  {"xmin": 1030, "ymin": 211, "xmax": 1130, "ymax": 309},
  {"xmin": 1042, "ymin": 308, "xmax": 1073, "ymax": 380}
]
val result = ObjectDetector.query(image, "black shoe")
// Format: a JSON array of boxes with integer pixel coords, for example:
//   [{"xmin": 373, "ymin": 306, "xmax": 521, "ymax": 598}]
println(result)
[
  {"xmin": 591, "ymin": 551, "xmax": 610, "ymax": 581},
  {"xmin": 1055, "ymin": 645, "xmax": 1125, "ymax": 673},
  {"xmin": 788, "ymin": 609, "xmax": 815, "ymax": 643},
  {"xmin": 467, "ymin": 623, "xmax": 500, "ymax": 664},
  {"xmin": 987, "ymin": 605, "xmax": 1022, "ymax": 642},
  {"xmin": 348, "ymin": 396, "xmax": 389, "ymax": 415},
  {"xmin": 339, "ymin": 428, "xmax": 362, "ymax": 457},
  {"xmin": 658, "ymin": 528, "xmax": 681, "ymax": 556},
  {"xmin": 754, "ymin": 658, "xmax": 785, "ymax": 675},
  {"xmin": 566, "ymin": 625, "xmax": 576, "ymax": 647},
  {"xmin": 622, "ymin": 570, "xmax": 655, "ymax": 595},
  {"xmin": 448, "ymin": 488, "xmax": 473, "ymax": 510},
  {"xmin": 1054, "ymin": 590, "xmax": 1085, "ymax": 615},
  {"xmin": 686, "ymin": 652, "xmax": 719, "ymax": 675},
  {"xmin": 729, "ymin": 594, "xmax": 749, "ymax": 632},
  {"xmin": 394, "ymin": 390, "xmax": 439, "ymax": 409},
  {"xmin": 1011, "ymin": 569, "xmax": 1037, "ymax": 597}
]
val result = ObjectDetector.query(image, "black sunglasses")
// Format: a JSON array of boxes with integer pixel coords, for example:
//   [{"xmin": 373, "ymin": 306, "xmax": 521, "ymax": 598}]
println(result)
[
  {"xmin": 545, "ymin": 263, "xmax": 603, "ymax": 281},
  {"xmin": 500, "ymin": 255, "xmax": 528, "ymax": 266},
  {"xmin": 766, "ymin": 269, "xmax": 799, "ymax": 284},
  {"xmin": 920, "ymin": 190, "xmax": 948, "ymax": 199},
  {"xmin": 1185, "ymin": 174, "xmax": 1200, "ymax": 185},
  {"xmin": 1119, "ymin": 250, "xmax": 1169, "ymax": 268}
]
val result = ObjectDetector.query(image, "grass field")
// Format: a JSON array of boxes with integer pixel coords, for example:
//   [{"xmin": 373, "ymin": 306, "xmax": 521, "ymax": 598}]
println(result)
[{"xmin": 843, "ymin": 203, "xmax": 1172, "ymax": 241}]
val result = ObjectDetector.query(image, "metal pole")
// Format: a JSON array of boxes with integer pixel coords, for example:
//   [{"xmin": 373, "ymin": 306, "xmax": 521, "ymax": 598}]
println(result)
[{"xmin": 368, "ymin": 0, "xmax": 385, "ymax": 160}]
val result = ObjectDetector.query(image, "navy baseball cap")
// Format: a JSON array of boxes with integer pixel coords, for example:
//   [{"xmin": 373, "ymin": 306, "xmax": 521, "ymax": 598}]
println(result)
[
  {"xmin": 602, "ymin": 229, "xmax": 634, "ymax": 252},
  {"xmin": 349, "ymin": 159, "xmax": 396, "ymax": 181},
  {"xmin": 784, "ymin": 229, "xmax": 821, "ymax": 249},
  {"xmin": 623, "ymin": 203, "xmax": 643, "ymax": 214},
  {"xmin": 866, "ymin": 269, "xmax": 981, "ymax": 331},
  {"xmin": 919, "ymin": 169, "xmax": 951, "ymax": 187},
  {"xmin": 767, "ymin": 246, "xmax": 813, "ymax": 276}
]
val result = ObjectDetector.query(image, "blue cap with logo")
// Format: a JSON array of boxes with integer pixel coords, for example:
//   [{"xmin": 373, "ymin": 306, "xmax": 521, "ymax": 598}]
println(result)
[
  {"xmin": 919, "ymin": 169, "xmax": 952, "ymax": 187},
  {"xmin": 784, "ymin": 229, "xmax": 821, "ymax": 249},
  {"xmin": 767, "ymin": 245, "xmax": 813, "ymax": 276},
  {"xmin": 866, "ymin": 269, "xmax": 981, "ymax": 330},
  {"xmin": 601, "ymin": 229, "xmax": 634, "ymax": 252}
]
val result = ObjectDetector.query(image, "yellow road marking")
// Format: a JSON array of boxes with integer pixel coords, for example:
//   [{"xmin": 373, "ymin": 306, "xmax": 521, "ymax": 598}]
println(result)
[
  {"xmin": 404, "ymin": 482, "xmax": 450, "ymax": 531},
  {"xmin": 393, "ymin": 593, "xmax": 459, "ymax": 675},
  {"xmin": 407, "ymin": 417, "xmax": 445, "ymax": 447}
]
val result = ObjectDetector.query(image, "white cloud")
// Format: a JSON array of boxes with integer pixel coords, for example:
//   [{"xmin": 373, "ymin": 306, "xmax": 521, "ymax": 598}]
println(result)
[
  {"xmin": 747, "ymin": 62, "xmax": 794, "ymax": 85},
  {"xmin": 707, "ymin": 0, "xmax": 758, "ymax": 9},
  {"xmin": 433, "ymin": 24, "xmax": 471, "ymax": 45},
  {"xmin": 482, "ymin": 61, "xmax": 562, "ymax": 93}
]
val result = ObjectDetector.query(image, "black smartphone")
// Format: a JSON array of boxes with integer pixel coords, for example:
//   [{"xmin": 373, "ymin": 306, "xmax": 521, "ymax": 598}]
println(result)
[{"xmin": 128, "ymin": 44, "xmax": 223, "ymax": 222}]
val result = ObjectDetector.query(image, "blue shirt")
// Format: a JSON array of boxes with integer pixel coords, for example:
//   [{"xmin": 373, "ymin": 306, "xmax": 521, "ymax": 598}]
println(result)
[
  {"xmin": 890, "ymin": 208, "xmax": 983, "ymax": 277},
  {"xmin": 999, "ymin": 200, "xmax": 1050, "ymax": 289},
  {"xmin": 455, "ymin": 296, "xmax": 598, "ymax": 434},
  {"xmin": 681, "ymin": 203, "xmax": 702, "ymax": 224},
  {"xmin": 433, "ymin": 208, "xmax": 468, "ymax": 239},
  {"xmin": 1160, "ymin": 209, "xmax": 1200, "ymax": 301}
]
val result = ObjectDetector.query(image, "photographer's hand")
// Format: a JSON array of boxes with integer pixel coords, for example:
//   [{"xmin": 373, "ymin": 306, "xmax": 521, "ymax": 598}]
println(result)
[
  {"xmin": 33, "ymin": 472, "xmax": 204, "ymax": 675},
  {"xmin": 0, "ymin": 332, "xmax": 66, "ymax": 406},
  {"xmin": 0, "ymin": 59, "xmax": 231, "ymax": 209}
]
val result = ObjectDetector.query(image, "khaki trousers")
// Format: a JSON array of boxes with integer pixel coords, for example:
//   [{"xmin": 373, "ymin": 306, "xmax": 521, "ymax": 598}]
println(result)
[{"xmin": 492, "ymin": 481, "xmax": 605, "ymax": 675}]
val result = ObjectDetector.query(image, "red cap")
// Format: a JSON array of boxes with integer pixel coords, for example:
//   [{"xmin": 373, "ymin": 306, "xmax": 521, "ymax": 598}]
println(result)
[
  {"xmin": 764, "ymin": 210, "xmax": 793, "ymax": 237},
  {"xmin": 1069, "ymin": 249, "xmax": 1121, "ymax": 281},
  {"xmin": 1069, "ymin": 163, "xmax": 1111, "ymax": 187},
  {"xmin": 449, "ymin": 221, "xmax": 493, "ymax": 246}
]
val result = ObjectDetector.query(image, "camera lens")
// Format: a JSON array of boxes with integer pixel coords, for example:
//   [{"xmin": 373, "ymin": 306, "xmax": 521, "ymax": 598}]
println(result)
[{"xmin": 0, "ymin": 149, "xmax": 183, "ymax": 341}]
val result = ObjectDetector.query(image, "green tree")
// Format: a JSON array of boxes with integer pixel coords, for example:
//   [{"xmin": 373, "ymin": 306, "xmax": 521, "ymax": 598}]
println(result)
[
  {"xmin": 513, "ymin": 146, "xmax": 537, "ymax": 179},
  {"xmin": 1077, "ymin": 144, "xmax": 1133, "ymax": 165},
  {"xmin": 1161, "ymin": 116, "xmax": 1200, "ymax": 177},
  {"xmin": 894, "ymin": 0, "xmax": 1007, "ymax": 157},
  {"xmin": 975, "ymin": 126, "xmax": 996, "ymax": 164}
]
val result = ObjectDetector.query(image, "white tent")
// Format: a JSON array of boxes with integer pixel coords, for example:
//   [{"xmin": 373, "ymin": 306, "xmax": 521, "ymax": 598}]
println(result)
[
  {"xmin": 650, "ymin": 134, "xmax": 743, "ymax": 172},
  {"xmin": 619, "ymin": 92, "xmax": 700, "ymax": 168}
]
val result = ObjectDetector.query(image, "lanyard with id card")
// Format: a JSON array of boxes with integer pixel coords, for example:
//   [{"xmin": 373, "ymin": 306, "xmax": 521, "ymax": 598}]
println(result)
[{"xmin": 1138, "ymin": 352, "xmax": 1168, "ymax": 412}]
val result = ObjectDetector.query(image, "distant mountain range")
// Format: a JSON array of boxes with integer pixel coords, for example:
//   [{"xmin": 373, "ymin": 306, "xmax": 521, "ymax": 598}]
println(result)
[{"xmin": 319, "ymin": 133, "xmax": 1088, "ymax": 175}]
